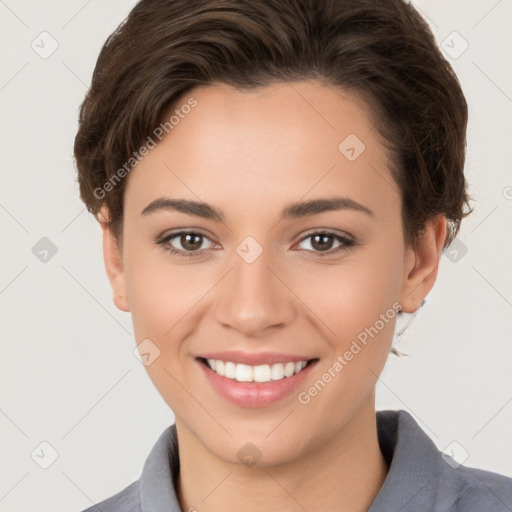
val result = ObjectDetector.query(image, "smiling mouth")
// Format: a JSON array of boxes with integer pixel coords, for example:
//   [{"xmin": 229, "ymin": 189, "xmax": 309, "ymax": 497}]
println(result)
[{"xmin": 197, "ymin": 357, "xmax": 318, "ymax": 383}]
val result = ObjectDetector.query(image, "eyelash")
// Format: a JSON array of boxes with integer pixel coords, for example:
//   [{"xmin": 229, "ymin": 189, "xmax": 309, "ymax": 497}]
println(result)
[{"xmin": 155, "ymin": 230, "xmax": 355, "ymax": 259}]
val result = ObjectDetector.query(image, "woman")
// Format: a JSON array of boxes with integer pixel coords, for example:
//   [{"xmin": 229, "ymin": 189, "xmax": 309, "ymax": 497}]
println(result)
[{"xmin": 73, "ymin": 0, "xmax": 512, "ymax": 510}]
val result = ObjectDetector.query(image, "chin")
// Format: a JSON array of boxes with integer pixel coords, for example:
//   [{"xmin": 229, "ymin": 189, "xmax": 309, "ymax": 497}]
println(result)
[{"xmin": 209, "ymin": 436, "xmax": 303, "ymax": 469}]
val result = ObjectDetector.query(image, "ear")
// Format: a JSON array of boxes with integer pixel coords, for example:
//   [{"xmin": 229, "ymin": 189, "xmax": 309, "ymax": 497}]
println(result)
[
  {"xmin": 399, "ymin": 215, "xmax": 447, "ymax": 313},
  {"xmin": 98, "ymin": 207, "xmax": 130, "ymax": 312}
]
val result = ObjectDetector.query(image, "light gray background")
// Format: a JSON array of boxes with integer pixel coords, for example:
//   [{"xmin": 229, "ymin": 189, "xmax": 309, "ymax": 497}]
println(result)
[{"xmin": 1, "ymin": 1, "xmax": 511, "ymax": 510}]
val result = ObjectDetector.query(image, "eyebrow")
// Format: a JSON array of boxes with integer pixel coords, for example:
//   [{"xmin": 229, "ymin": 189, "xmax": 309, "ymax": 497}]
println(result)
[{"xmin": 141, "ymin": 196, "xmax": 374, "ymax": 221}]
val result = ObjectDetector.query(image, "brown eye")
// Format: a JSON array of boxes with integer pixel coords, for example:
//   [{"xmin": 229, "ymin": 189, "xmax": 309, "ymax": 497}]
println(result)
[
  {"xmin": 310, "ymin": 233, "xmax": 336, "ymax": 251},
  {"xmin": 296, "ymin": 231, "xmax": 354, "ymax": 256},
  {"xmin": 179, "ymin": 233, "xmax": 203, "ymax": 251},
  {"xmin": 157, "ymin": 231, "xmax": 216, "ymax": 258}
]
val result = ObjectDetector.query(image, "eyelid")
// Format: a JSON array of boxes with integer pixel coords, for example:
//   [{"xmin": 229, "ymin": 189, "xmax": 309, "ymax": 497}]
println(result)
[
  {"xmin": 295, "ymin": 227, "xmax": 354, "ymax": 243},
  {"xmin": 157, "ymin": 230, "xmax": 218, "ymax": 251}
]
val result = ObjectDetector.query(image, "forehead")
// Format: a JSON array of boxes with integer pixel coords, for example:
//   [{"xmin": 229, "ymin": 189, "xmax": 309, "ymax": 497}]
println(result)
[{"xmin": 124, "ymin": 81, "xmax": 400, "ymax": 220}]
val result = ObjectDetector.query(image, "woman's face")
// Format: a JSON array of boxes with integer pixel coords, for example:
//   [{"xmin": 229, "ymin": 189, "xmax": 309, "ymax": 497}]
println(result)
[{"xmin": 103, "ymin": 80, "xmax": 439, "ymax": 465}]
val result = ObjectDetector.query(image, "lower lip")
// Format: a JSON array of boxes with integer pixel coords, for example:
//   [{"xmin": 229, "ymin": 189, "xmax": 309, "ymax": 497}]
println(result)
[{"xmin": 197, "ymin": 359, "xmax": 317, "ymax": 408}]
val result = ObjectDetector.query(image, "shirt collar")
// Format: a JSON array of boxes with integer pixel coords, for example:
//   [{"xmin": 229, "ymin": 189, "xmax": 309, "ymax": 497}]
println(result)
[
  {"xmin": 139, "ymin": 422, "xmax": 181, "ymax": 512},
  {"xmin": 368, "ymin": 409, "xmax": 447, "ymax": 510}
]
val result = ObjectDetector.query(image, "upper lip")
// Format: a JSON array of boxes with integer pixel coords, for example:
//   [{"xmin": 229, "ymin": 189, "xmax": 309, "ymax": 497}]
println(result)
[{"xmin": 197, "ymin": 350, "xmax": 317, "ymax": 366}]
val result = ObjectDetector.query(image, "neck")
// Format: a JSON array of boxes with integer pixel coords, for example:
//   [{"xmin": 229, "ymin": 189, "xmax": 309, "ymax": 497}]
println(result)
[{"xmin": 176, "ymin": 397, "xmax": 388, "ymax": 512}]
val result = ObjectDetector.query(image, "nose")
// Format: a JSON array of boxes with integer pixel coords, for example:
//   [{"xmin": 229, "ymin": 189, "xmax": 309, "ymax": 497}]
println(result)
[{"xmin": 214, "ymin": 246, "xmax": 296, "ymax": 338}]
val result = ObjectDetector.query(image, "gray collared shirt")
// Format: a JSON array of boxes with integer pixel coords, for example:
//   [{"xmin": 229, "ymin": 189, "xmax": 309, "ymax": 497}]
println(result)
[{"xmin": 79, "ymin": 410, "xmax": 512, "ymax": 511}]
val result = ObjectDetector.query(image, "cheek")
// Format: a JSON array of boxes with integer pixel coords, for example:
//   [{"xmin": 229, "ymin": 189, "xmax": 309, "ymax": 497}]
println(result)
[
  {"xmin": 122, "ymin": 243, "xmax": 204, "ymax": 341},
  {"xmin": 123, "ymin": 247, "xmax": 209, "ymax": 409},
  {"xmin": 292, "ymin": 251, "xmax": 403, "ymax": 428},
  {"xmin": 293, "ymin": 249, "xmax": 403, "ymax": 343}
]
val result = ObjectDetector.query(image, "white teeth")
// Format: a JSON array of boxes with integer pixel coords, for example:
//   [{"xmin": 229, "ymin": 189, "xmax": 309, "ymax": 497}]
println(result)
[
  {"xmin": 205, "ymin": 358, "xmax": 310, "ymax": 383},
  {"xmin": 271, "ymin": 363, "xmax": 284, "ymax": 380},
  {"xmin": 254, "ymin": 364, "xmax": 271, "ymax": 383},
  {"xmin": 235, "ymin": 363, "xmax": 253, "ymax": 382},
  {"xmin": 225, "ymin": 361, "xmax": 236, "ymax": 379},
  {"xmin": 284, "ymin": 362, "xmax": 295, "ymax": 377},
  {"xmin": 215, "ymin": 360, "xmax": 225, "ymax": 376}
]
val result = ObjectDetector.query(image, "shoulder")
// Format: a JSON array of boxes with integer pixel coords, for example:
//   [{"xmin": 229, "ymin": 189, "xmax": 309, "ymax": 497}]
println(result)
[
  {"xmin": 76, "ymin": 480, "xmax": 141, "ymax": 512},
  {"xmin": 449, "ymin": 464, "xmax": 512, "ymax": 511},
  {"xmin": 373, "ymin": 410, "xmax": 512, "ymax": 512}
]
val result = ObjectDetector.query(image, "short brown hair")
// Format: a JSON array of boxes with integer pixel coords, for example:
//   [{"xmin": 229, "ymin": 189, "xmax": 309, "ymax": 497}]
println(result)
[{"xmin": 74, "ymin": 0, "xmax": 472, "ymax": 248}]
